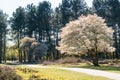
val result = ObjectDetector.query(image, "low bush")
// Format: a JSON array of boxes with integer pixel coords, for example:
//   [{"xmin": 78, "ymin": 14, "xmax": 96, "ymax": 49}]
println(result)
[
  {"xmin": 17, "ymin": 68, "xmax": 39, "ymax": 73},
  {"xmin": 99, "ymin": 59, "xmax": 119, "ymax": 64},
  {"xmin": 29, "ymin": 74, "xmax": 52, "ymax": 80},
  {"xmin": 29, "ymin": 75, "xmax": 40, "ymax": 80},
  {"xmin": 42, "ymin": 60, "xmax": 55, "ymax": 65},
  {"xmin": 57, "ymin": 57, "xmax": 81, "ymax": 64},
  {"xmin": 0, "ymin": 66, "xmax": 22, "ymax": 80}
]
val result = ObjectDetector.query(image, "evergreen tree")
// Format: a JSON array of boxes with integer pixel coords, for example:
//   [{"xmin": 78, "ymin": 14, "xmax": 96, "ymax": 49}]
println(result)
[
  {"xmin": 61, "ymin": 0, "xmax": 88, "ymax": 26},
  {"xmin": 71, "ymin": 0, "xmax": 88, "ymax": 19},
  {"xmin": 10, "ymin": 6, "xmax": 26, "ymax": 62},
  {"xmin": 50, "ymin": 6, "xmax": 62, "ymax": 59},
  {"xmin": 37, "ymin": 1, "xmax": 52, "ymax": 44},
  {"xmin": 26, "ymin": 4, "xmax": 37, "ymax": 37},
  {"xmin": 0, "ymin": 10, "xmax": 7, "ymax": 63},
  {"xmin": 93, "ymin": 0, "xmax": 120, "ymax": 58},
  {"xmin": 61, "ymin": 0, "xmax": 72, "ymax": 26},
  {"xmin": 36, "ymin": 1, "xmax": 53, "ymax": 60}
]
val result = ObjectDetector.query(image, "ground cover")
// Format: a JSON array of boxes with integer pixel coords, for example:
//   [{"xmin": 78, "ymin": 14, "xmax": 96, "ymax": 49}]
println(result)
[{"xmin": 16, "ymin": 67, "xmax": 111, "ymax": 80}]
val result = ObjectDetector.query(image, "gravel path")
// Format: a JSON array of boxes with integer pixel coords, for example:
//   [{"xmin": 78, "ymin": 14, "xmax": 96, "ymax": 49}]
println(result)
[
  {"xmin": 62, "ymin": 67, "xmax": 120, "ymax": 80},
  {"xmin": 25, "ymin": 64, "xmax": 47, "ymax": 68},
  {"xmin": 24, "ymin": 64, "xmax": 120, "ymax": 80}
]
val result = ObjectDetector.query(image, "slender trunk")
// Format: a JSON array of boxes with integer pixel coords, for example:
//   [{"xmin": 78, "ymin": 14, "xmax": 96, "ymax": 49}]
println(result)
[
  {"xmin": 24, "ymin": 50, "xmax": 26, "ymax": 63},
  {"xmin": 55, "ymin": 36, "xmax": 60, "ymax": 59},
  {"xmin": 46, "ymin": 30, "xmax": 51, "ymax": 45},
  {"xmin": 115, "ymin": 33, "xmax": 119, "ymax": 58},
  {"xmin": 114, "ymin": 24, "xmax": 119, "ymax": 59},
  {"xmin": 55, "ymin": 29, "xmax": 61, "ymax": 59},
  {"xmin": 3, "ymin": 31, "xmax": 6, "ymax": 63},
  {"xmin": 28, "ymin": 46, "xmax": 32, "ymax": 62},
  {"xmin": 19, "ymin": 29, "xmax": 23, "ymax": 63},
  {"xmin": 0, "ymin": 38, "xmax": 2, "ymax": 63},
  {"xmin": 20, "ymin": 50, "xmax": 22, "ymax": 63},
  {"xmin": 74, "ymin": 8, "xmax": 78, "ymax": 19},
  {"xmin": 18, "ymin": 37, "xmax": 21, "ymax": 62},
  {"xmin": 56, "ymin": 29, "xmax": 59, "ymax": 46}
]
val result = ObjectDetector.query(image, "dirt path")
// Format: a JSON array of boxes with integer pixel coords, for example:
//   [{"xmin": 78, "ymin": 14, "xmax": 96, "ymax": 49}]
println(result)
[{"xmin": 24, "ymin": 64, "xmax": 120, "ymax": 80}]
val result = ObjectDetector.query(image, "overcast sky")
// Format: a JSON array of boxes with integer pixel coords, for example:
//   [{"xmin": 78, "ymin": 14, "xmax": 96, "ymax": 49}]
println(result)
[{"xmin": 0, "ymin": 0, "xmax": 93, "ymax": 17}]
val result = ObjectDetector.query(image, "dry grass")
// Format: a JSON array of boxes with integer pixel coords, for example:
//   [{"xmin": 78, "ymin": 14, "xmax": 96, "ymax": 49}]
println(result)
[{"xmin": 16, "ymin": 67, "xmax": 111, "ymax": 80}]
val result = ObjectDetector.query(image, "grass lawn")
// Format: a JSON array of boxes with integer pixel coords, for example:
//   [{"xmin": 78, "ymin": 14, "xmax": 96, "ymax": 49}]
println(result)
[
  {"xmin": 16, "ymin": 67, "xmax": 111, "ymax": 80},
  {"xmin": 53, "ymin": 63, "xmax": 120, "ymax": 74},
  {"xmin": 80, "ymin": 64, "xmax": 120, "ymax": 74}
]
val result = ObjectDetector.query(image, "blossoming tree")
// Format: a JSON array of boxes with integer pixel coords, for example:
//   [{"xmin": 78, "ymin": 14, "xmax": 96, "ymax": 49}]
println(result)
[
  {"xmin": 57, "ymin": 14, "xmax": 115, "ymax": 66},
  {"xmin": 19, "ymin": 37, "xmax": 47, "ymax": 62}
]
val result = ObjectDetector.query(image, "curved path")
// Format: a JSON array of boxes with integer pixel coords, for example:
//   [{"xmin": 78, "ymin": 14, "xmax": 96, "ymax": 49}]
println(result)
[
  {"xmin": 62, "ymin": 67, "xmax": 120, "ymax": 80},
  {"xmin": 25, "ymin": 64, "xmax": 120, "ymax": 80}
]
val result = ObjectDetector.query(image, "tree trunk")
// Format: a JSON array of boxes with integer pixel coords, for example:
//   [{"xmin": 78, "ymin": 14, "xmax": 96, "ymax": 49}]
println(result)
[
  {"xmin": 46, "ymin": 30, "xmax": 52, "ymax": 45},
  {"xmin": 0, "ymin": 39, "xmax": 2, "ymax": 63},
  {"xmin": 114, "ymin": 25, "xmax": 119, "ymax": 59},
  {"xmin": 28, "ymin": 46, "xmax": 32, "ymax": 62},
  {"xmin": 3, "ymin": 31, "xmax": 6, "ymax": 63},
  {"xmin": 92, "ymin": 36, "xmax": 99, "ymax": 66},
  {"xmin": 23, "ymin": 50, "xmax": 26, "ymax": 63},
  {"xmin": 92, "ymin": 52, "xmax": 99, "ymax": 66},
  {"xmin": 92, "ymin": 57, "xmax": 99, "ymax": 66},
  {"xmin": 18, "ymin": 39, "xmax": 22, "ymax": 63},
  {"xmin": 35, "ymin": 55, "xmax": 38, "ymax": 61}
]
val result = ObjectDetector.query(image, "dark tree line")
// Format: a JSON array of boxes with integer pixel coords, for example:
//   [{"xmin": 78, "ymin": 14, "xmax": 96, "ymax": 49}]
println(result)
[
  {"xmin": 93, "ymin": 0, "xmax": 120, "ymax": 59},
  {"xmin": 0, "ymin": 10, "xmax": 7, "ymax": 63},
  {"xmin": 9, "ymin": 0, "xmax": 89, "ymax": 62},
  {"xmin": 0, "ymin": 0, "xmax": 120, "ymax": 63}
]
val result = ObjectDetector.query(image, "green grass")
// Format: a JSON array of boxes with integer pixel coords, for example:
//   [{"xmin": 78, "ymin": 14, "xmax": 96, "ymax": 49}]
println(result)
[
  {"xmin": 42, "ymin": 62, "xmax": 120, "ymax": 74},
  {"xmin": 58, "ymin": 63, "xmax": 120, "ymax": 74},
  {"xmin": 16, "ymin": 67, "xmax": 111, "ymax": 80}
]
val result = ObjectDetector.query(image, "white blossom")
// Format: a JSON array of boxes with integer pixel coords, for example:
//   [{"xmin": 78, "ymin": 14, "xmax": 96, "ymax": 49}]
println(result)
[{"xmin": 57, "ymin": 14, "xmax": 115, "ymax": 54}]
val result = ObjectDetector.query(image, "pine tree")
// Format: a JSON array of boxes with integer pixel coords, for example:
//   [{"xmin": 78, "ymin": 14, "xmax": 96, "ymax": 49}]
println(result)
[
  {"xmin": 0, "ymin": 10, "xmax": 7, "ymax": 63},
  {"xmin": 10, "ymin": 6, "xmax": 26, "ymax": 62},
  {"xmin": 93, "ymin": 0, "xmax": 120, "ymax": 58}
]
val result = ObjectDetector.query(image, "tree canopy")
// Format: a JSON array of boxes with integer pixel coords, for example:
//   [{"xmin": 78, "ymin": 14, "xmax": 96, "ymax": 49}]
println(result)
[{"xmin": 57, "ymin": 14, "xmax": 115, "ymax": 66}]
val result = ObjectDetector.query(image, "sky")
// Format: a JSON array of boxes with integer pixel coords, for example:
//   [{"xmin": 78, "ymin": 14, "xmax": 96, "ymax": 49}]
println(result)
[
  {"xmin": 0, "ymin": 0, "xmax": 93, "ymax": 17},
  {"xmin": 0, "ymin": 0, "xmax": 93, "ymax": 46}
]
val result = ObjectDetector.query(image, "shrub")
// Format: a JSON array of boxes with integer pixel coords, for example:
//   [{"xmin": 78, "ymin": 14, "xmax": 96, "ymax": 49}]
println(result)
[
  {"xmin": 0, "ymin": 66, "xmax": 22, "ymax": 80},
  {"xmin": 57, "ymin": 57, "xmax": 80, "ymax": 64},
  {"xmin": 99, "ymin": 59, "xmax": 119, "ymax": 64},
  {"xmin": 29, "ymin": 75, "xmax": 40, "ymax": 80},
  {"xmin": 42, "ymin": 60, "xmax": 55, "ymax": 65},
  {"xmin": 17, "ymin": 68, "xmax": 38, "ymax": 73},
  {"xmin": 29, "ymin": 74, "xmax": 50, "ymax": 80}
]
